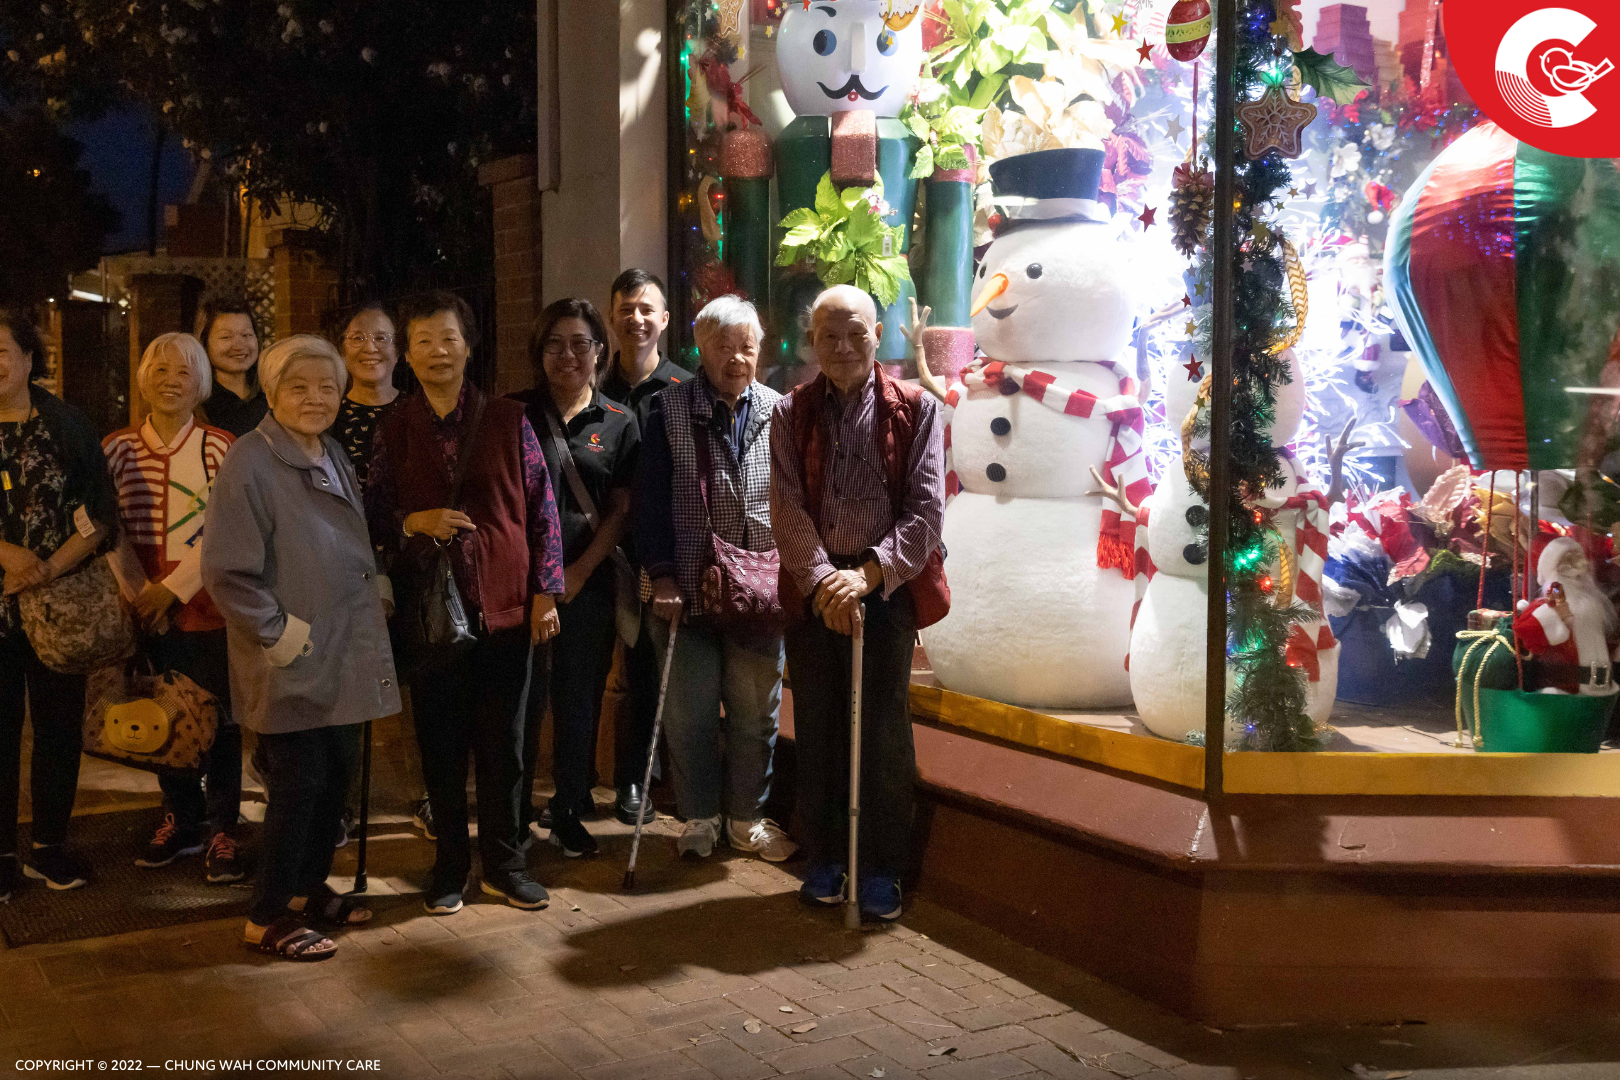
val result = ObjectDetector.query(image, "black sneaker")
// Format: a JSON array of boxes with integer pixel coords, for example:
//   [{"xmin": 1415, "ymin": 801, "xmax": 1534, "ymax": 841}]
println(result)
[
  {"xmin": 25, "ymin": 846, "xmax": 90, "ymax": 891},
  {"xmin": 424, "ymin": 873, "xmax": 466, "ymax": 915},
  {"xmin": 535, "ymin": 794, "xmax": 592, "ymax": 832},
  {"xmin": 480, "ymin": 869, "xmax": 550, "ymax": 909},
  {"xmin": 205, "ymin": 832, "xmax": 246, "ymax": 884},
  {"xmin": 0, "ymin": 854, "xmax": 18, "ymax": 902},
  {"xmin": 615, "ymin": 783, "xmax": 648, "ymax": 825},
  {"xmin": 412, "ymin": 796, "xmax": 436, "ymax": 840},
  {"xmin": 134, "ymin": 813, "xmax": 207, "ymax": 868},
  {"xmin": 549, "ymin": 813, "xmax": 599, "ymax": 858}
]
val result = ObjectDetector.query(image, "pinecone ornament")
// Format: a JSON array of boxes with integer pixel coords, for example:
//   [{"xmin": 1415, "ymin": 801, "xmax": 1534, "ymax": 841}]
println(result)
[{"xmin": 1170, "ymin": 161, "xmax": 1216, "ymax": 257}]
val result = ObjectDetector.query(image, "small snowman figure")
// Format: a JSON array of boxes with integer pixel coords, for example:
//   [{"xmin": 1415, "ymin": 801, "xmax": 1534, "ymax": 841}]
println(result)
[
  {"xmin": 917, "ymin": 147, "xmax": 1147, "ymax": 709},
  {"xmin": 1101, "ymin": 344, "xmax": 1350, "ymax": 742}
]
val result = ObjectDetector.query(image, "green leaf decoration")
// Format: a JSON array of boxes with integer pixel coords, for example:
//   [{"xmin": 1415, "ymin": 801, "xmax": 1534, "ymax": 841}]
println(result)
[
  {"xmin": 935, "ymin": 145, "xmax": 969, "ymax": 172},
  {"xmin": 776, "ymin": 170, "xmax": 911, "ymax": 303},
  {"xmin": 1292, "ymin": 47, "xmax": 1369, "ymax": 105},
  {"xmin": 909, "ymin": 143, "xmax": 936, "ymax": 179},
  {"xmin": 814, "ymin": 172, "xmax": 842, "ymax": 217}
]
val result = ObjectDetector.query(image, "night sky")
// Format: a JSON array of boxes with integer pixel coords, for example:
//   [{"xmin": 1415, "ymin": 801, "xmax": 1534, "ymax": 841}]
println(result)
[{"xmin": 67, "ymin": 104, "xmax": 196, "ymax": 255}]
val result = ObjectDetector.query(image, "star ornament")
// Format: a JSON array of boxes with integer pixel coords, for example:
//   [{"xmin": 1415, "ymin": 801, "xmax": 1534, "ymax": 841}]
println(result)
[
  {"xmin": 1111, "ymin": 12, "xmax": 1129, "ymax": 35},
  {"xmin": 1236, "ymin": 84, "xmax": 1317, "ymax": 160},
  {"xmin": 1165, "ymin": 114, "xmax": 1187, "ymax": 143},
  {"xmin": 1184, "ymin": 355, "xmax": 1205, "ymax": 380},
  {"xmin": 1138, "ymin": 205, "xmax": 1157, "ymax": 229},
  {"xmin": 1137, "ymin": 40, "xmax": 1154, "ymax": 63}
]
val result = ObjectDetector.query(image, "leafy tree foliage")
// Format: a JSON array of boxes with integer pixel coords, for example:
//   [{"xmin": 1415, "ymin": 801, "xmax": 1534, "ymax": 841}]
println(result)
[
  {"xmin": 3, "ymin": 0, "xmax": 537, "ymax": 299},
  {"xmin": 0, "ymin": 105, "xmax": 118, "ymax": 307}
]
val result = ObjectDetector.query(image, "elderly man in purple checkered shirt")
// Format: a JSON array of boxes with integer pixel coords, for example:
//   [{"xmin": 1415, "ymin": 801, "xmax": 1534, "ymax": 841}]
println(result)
[{"xmin": 770, "ymin": 285, "xmax": 947, "ymax": 923}]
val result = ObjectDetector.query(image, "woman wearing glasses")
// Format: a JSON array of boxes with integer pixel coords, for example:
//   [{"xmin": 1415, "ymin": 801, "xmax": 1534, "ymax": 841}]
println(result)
[
  {"xmin": 509, "ymin": 299, "xmax": 639, "ymax": 859},
  {"xmin": 332, "ymin": 303, "xmax": 401, "ymax": 488}
]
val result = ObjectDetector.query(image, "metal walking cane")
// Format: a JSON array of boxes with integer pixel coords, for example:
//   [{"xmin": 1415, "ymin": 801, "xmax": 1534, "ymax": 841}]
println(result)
[
  {"xmin": 845, "ymin": 602, "xmax": 865, "ymax": 931},
  {"xmin": 353, "ymin": 719, "xmax": 372, "ymax": 894},
  {"xmin": 624, "ymin": 606, "xmax": 682, "ymax": 891}
]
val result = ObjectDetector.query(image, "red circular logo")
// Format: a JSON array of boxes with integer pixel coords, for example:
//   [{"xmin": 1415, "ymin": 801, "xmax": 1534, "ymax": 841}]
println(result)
[{"xmin": 1446, "ymin": 0, "xmax": 1620, "ymax": 154}]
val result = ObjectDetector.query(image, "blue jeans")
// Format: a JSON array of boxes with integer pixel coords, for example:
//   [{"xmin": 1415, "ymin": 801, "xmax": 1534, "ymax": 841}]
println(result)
[{"xmin": 648, "ymin": 618, "xmax": 784, "ymax": 822}]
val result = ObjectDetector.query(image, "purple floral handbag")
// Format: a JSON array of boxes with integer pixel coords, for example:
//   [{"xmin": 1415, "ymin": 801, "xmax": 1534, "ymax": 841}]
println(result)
[{"xmin": 695, "ymin": 432, "xmax": 782, "ymax": 628}]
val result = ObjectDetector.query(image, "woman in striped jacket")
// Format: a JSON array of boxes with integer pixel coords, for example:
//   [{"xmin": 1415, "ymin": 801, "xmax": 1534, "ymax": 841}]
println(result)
[{"xmin": 104, "ymin": 332, "xmax": 244, "ymax": 884}]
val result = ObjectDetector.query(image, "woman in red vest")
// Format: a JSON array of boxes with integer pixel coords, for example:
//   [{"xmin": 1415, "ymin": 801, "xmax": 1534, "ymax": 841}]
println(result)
[{"xmin": 367, "ymin": 292, "xmax": 565, "ymax": 917}]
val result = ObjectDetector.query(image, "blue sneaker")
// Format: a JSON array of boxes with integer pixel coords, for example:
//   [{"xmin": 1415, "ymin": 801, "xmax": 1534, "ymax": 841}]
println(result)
[
  {"xmin": 858, "ymin": 876, "xmax": 902, "ymax": 922},
  {"xmin": 799, "ymin": 863, "xmax": 846, "ymax": 907}
]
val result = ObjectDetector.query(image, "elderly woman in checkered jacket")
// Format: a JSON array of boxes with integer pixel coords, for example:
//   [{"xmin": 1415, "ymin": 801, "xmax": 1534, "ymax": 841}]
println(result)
[{"xmin": 633, "ymin": 296, "xmax": 797, "ymax": 864}]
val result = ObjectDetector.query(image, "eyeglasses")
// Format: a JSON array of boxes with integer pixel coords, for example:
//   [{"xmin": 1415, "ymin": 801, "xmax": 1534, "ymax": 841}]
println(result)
[
  {"xmin": 542, "ymin": 337, "xmax": 601, "ymax": 357},
  {"xmin": 344, "ymin": 332, "xmax": 395, "ymax": 345}
]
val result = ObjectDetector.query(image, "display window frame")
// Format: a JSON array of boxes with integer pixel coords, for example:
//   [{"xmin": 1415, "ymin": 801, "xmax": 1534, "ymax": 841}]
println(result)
[{"xmin": 663, "ymin": 0, "xmax": 1620, "ymax": 800}]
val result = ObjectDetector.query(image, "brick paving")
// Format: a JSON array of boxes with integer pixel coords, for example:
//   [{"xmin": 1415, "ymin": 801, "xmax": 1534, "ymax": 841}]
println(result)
[
  {"xmin": 6, "ymin": 720, "xmax": 1620, "ymax": 1078},
  {"xmin": 5, "ymin": 803, "xmax": 1620, "ymax": 1080}
]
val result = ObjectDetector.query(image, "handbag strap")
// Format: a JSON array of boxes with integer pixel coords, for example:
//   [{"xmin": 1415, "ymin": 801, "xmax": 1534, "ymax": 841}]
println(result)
[
  {"xmin": 446, "ymin": 389, "xmax": 488, "ymax": 511},
  {"xmin": 538, "ymin": 397, "xmax": 601, "ymax": 532}
]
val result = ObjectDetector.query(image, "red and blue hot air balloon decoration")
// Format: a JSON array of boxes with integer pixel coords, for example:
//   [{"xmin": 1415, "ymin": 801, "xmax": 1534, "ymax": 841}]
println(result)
[
  {"xmin": 1385, "ymin": 122, "xmax": 1620, "ymax": 473},
  {"xmin": 1385, "ymin": 122, "xmax": 1620, "ymax": 752}
]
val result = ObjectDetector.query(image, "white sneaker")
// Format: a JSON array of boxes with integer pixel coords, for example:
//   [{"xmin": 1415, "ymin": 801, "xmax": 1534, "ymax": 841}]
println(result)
[
  {"xmin": 676, "ymin": 815, "xmax": 722, "ymax": 859},
  {"xmin": 727, "ymin": 818, "xmax": 798, "ymax": 863}
]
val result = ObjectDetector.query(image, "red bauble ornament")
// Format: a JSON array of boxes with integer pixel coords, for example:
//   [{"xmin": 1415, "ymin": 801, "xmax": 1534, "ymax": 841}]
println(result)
[{"xmin": 1164, "ymin": 0, "xmax": 1211, "ymax": 63}]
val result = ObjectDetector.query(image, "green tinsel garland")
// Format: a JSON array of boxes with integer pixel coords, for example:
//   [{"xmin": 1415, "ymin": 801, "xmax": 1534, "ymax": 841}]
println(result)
[{"xmin": 1196, "ymin": 0, "xmax": 1321, "ymax": 752}]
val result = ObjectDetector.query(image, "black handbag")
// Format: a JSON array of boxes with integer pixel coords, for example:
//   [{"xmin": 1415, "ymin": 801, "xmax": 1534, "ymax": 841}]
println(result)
[{"xmin": 403, "ymin": 392, "xmax": 486, "ymax": 672}]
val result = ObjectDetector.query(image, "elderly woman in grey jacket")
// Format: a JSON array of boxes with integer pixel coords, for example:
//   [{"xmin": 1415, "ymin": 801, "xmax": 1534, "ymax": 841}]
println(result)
[{"xmin": 203, "ymin": 334, "xmax": 400, "ymax": 961}]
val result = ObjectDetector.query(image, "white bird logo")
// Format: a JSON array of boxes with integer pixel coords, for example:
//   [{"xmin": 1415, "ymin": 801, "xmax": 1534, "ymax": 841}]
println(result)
[{"xmin": 1495, "ymin": 7, "xmax": 1613, "ymax": 129}]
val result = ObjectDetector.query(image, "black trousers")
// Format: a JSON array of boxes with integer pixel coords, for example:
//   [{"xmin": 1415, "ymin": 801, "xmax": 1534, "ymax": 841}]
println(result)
[
  {"xmin": 413, "ymin": 626, "xmax": 533, "ymax": 886},
  {"xmin": 147, "ymin": 628, "xmax": 242, "ymax": 835},
  {"xmin": 0, "ymin": 632, "xmax": 85, "ymax": 854},
  {"xmin": 784, "ymin": 588, "xmax": 917, "ymax": 878},
  {"xmin": 618, "ymin": 615, "xmax": 662, "ymax": 788},
  {"xmin": 523, "ymin": 575, "xmax": 617, "ymax": 824},
  {"xmin": 250, "ymin": 722, "xmax": 360, "ymax": 925}
]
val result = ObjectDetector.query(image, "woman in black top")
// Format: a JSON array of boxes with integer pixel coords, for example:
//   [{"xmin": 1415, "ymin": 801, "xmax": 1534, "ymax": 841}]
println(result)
[
  {"xmin": 197, "ymin": 295, "xmax": 267, "ymax": 439},
  {"xmin": 510, "ymin": 299, "xmax": 639, "ymax": 859},
  {"xmin": 332, "ymin": 302, "xmax": 401, "ymax": 487},
  {"xmin": 0, "ymin": 309, "xmax": 119, "ymax": 897}
]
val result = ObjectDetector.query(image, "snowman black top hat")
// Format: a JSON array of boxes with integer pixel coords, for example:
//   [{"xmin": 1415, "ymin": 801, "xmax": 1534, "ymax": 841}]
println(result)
[{"xmin": 988, "ymin": 147, "xmax": 1108, "ymax": 226}]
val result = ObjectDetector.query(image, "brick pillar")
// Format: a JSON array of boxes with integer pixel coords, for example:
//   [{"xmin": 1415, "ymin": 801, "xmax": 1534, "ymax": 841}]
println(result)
[
  {"xmin": 480, "ymin": 154, "xmax": 542, "ymax": 396},
  {"xmin": 127, "ymin": 273, "xmax": 204, "ymax": 424},
  {"xmin": 269, "ymin": 228, "xmax": 338, "ymax": 340}
]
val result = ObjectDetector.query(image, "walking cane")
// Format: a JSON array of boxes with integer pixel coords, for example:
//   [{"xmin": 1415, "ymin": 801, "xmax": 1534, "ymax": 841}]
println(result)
[
  {"xmin": 624, "ymin": 606, "xmax": 681, "ymax": 891},
  {"xmin": 353, "ymin": 719, "xmax": 372, "ymax": 894},
  {"xmin": 845, "ymin": 602, "xmax": 865, "ymax": 930}
]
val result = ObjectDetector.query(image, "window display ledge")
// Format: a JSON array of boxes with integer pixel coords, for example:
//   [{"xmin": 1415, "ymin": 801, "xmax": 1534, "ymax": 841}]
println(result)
[{"xmin": 909, "ymin": 683, "xmax": 1620, "ymax": 798}]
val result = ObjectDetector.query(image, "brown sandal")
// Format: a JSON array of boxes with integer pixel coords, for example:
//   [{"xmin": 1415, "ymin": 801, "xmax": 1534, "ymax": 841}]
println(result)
[{"xmin": 246, "ymin": 916, "xmax": 336, "ymax": 961}]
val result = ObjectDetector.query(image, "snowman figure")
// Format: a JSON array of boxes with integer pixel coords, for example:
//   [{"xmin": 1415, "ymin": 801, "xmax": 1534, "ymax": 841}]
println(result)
[
  {"xmin": 1106, "ymin": 342, "xmax": 1345, "ymax": 742},
  {"xmin": 917, "ymin": 147, "xmax": 1147, "ymax": 709}
]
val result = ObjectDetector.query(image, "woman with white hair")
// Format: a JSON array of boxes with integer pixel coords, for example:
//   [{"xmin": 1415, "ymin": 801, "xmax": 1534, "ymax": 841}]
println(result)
[
  {"xmin": 634, "ymin": 295, "xmax": 796, "ymax": 863},
  {"xmin": 203, "ymin": 334, "xmax": 400, "ymax": 961},
  {"xmin": 104, "ymin": 332, "xmax": 243, "ymax": 883}
]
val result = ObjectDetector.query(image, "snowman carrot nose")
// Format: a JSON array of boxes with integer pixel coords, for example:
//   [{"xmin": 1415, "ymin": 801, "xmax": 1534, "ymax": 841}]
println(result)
[{"xmin": 970, "ymin": 273, "xmax": 1010, "ymax": 317}]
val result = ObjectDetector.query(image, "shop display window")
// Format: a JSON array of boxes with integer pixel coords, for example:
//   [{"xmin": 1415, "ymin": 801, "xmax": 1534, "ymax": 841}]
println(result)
[{"xmin": 666, "ymin": 0, "xmax": 1620, "ymax": 797}]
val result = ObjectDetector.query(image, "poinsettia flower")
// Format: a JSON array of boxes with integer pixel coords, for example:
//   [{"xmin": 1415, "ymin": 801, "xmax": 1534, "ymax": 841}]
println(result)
[{"xmin": 1043, "ymin": 16, "xmax": 1143, "ymax": 107}]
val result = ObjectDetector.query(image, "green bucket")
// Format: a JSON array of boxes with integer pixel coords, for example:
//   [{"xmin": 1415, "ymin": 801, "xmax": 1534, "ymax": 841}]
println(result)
[{"xmin": 1475, "ymin": 688, "xmax": 1615, "ymax": 753}]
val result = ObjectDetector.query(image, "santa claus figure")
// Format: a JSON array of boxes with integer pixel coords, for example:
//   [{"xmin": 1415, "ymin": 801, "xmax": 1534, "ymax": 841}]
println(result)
[{"xmin": 1513, "ymin": 537, "xmax": 1620, "ymax": 696}]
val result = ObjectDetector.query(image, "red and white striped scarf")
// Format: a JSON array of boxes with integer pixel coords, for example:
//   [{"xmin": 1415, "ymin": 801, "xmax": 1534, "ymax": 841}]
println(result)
[
  {"xmin": 1124, "ymin": 476, "xmax": 1337, "ymax": 681},
  {"xmin": 941, "ymin": 358, "xmax": 1149, "ymax": 578}
]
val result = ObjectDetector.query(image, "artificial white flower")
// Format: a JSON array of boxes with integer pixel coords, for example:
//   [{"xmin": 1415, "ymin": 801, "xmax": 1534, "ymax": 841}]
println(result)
[
  {"xmin": 1364, "ymin": 123, "xmax": 1395, "ymax": 151},
  {"xmin": 1330, "ymin": 143, "xmax": 1362, "ymax": 178}
]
